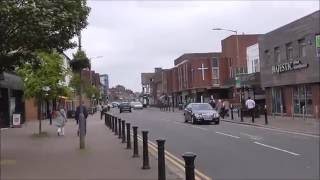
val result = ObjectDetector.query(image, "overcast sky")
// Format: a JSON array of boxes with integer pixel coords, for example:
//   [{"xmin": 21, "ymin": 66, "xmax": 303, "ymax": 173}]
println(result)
[{"xmin": 66, "ymin": 0, "xmax": 319, "ymax": 92}]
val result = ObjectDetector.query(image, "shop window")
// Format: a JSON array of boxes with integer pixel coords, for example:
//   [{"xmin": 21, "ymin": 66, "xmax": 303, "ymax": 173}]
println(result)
[
  {"xmin": 272, "ymin": 87, "xmax": 285, "ymax": 114},
  {"xmin": 293, "ymin": 85, "xmax": 312, "ymax": 115}
]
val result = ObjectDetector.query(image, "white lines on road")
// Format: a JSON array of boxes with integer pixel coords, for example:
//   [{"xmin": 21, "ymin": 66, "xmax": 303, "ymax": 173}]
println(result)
[
  {"xmin": 240, "ymin": 132, "xmax": 263, "ymax": 141},
  {"xmin": 215, "ymin": 131, "xmax": 240, "ymax": 139},
  {"xmin": 174, "ymin": 122, "xmax": 208, "ymax": 131},
  {"xmin": 254, "ymin": 141, "xmax": 300, "ymax": 156},
  {"xmin": 226, "ymin": 122, "xmax": 319, "ymax": 138}
]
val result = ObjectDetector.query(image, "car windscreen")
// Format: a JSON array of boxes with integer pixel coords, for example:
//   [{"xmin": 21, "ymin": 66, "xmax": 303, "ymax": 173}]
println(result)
[{"xmin": 191, "ymin": 104, "xmax": 213, "ymax": 111}]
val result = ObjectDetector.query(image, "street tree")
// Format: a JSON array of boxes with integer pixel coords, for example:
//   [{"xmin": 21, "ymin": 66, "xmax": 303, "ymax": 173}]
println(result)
[
  {"xmin": 0, "ymin": 0, "xmax": 90, "ymax": 72},
  {"xmin": 17, "ymin": 51, "xmax": 70, "ymax": 134}
]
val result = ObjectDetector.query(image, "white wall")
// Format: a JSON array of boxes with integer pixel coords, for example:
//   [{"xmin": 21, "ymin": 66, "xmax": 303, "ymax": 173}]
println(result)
[{"xmin": 246, "ymin": 43, "xmax": 260, "ymax": 74}]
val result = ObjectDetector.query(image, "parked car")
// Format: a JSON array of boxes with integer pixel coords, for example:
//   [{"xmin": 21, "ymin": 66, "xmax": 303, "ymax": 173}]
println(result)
[
  {"xmin": 184, "ymin": 103, "xmax": 220, "ymax": 124},
  {"xmin": 131, "ymin": 101, "xmax": 143, "ymax": 110},
  {"xmin": 119, "ymin": 102, "xmax": 132, "ymax": 113}
]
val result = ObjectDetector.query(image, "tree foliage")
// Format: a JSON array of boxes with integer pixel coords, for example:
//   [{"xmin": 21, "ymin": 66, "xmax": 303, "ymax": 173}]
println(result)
[
  {"xmin": 16, "ymin": 51, "xmax": 70, "ymax": 100},
  {"xmin": 0, "ymin": 0, "xmax": 90, "ymax": 72},
  {"xmin": 69, "ymin": 73, "xmax": 100, "ymax": 100}
]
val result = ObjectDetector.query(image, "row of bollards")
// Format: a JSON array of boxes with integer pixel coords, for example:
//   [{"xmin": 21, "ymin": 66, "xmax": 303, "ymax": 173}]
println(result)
[
  {"xmin": 228, "ymin": 104, "xmax": 269, "ymax": 125},
  {"xmin": 104, "ymin": 113, "xmax": 198, "ymax": 180}
]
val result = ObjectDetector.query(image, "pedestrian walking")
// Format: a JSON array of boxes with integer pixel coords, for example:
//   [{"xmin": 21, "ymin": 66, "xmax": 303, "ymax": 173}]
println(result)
[
  {"xmin": 245, "ymin": 97, "xmax": 256, "ymax": 123},
  {"xmin": 209, "ymin": 96, "xmax": 216, "ymax": 109},
  {"xmin": 75, "ymin": 102, "xmax": 88, "ymax": 136},
  {"xmin": 55, "ymin": 107, "xmax": 67, "ymax": 136}
]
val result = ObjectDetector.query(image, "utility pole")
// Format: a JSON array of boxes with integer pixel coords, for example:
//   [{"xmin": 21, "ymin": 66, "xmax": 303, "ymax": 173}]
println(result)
[{"xmin": 78, "ymin": 32, "xmax": 86, "ymax": 149}]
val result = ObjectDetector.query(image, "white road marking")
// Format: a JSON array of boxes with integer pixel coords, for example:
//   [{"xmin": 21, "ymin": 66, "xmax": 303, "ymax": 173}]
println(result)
[
  {"xmin": 215, "ymin": 131, "xmax": 240, "ymax": 139},
  {"xmin": 226, "ymin": 122, "xmax": 319, "ymax": 138},
  {"xmin": 254, "ymin": 141, "xmax": 300, "ymax": 156},
  {"xmin": 240, "ymin": 132, "xmax": 263, "ymax": 141},
  {"xmin": 174, "ymin": 122, "xmax": 208, "ymax": 131}
]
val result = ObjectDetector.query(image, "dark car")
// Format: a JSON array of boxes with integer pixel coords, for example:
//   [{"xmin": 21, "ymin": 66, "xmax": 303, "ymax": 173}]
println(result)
[
  {"xmin": 119, "ymin": 102, "xmax": 132, "ymax": 113},
  {"xmin": 184, "ymin": 103, "xmax": 220, "ymax": 124}
]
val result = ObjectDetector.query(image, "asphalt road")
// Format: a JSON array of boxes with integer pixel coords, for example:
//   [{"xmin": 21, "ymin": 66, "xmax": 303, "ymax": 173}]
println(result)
[{"xmin": 110, "ymin": 108, "xmax": 319, "ymax": 180}]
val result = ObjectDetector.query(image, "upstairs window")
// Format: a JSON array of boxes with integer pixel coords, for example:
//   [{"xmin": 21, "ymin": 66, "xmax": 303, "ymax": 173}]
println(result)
[
  {"xmin": 286, "ymin": 42, "xmax": 293, "ymax": 61},
  {"xmin": 274, "ymin": 47, "xmax": 280, "ymax": 63},
  {"xmin": 298, "ymin": 38, "xmax": 306, "ymax": 58}
]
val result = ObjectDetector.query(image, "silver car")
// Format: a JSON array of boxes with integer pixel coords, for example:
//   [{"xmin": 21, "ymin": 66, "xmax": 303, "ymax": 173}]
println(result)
[{"xmin": 184, "ymin": 103, "xmax": 220, "ymax": 124}]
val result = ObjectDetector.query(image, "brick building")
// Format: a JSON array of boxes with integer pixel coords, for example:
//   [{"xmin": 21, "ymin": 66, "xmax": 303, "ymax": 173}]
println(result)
[
  {"xmin": 169, "ymin": 52, "xmax": 229, "ymax": 106},
  {"xmin": 221, "ymin": 34, "xmax": 260, "ymax": 106},
  {"xmin": 259, "ymin": 10, "xmax": 320, "ymax": 118}
]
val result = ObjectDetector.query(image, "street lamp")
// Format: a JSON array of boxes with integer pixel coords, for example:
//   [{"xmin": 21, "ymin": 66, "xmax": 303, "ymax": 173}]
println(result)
[{"xmin": 212, "ymin": 27, "xmax": 243, "ymax": 105}]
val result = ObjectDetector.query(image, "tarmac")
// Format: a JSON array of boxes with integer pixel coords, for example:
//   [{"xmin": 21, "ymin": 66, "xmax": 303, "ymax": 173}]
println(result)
[{"xmin": 0, "ymin": 113, "xmax": 181, "ymax": 180}]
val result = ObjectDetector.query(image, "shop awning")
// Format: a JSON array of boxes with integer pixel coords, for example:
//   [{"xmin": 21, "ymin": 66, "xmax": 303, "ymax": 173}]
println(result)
[{"xmin": 0, "ymin": 72, "xmax": 23, "ymax": 90}]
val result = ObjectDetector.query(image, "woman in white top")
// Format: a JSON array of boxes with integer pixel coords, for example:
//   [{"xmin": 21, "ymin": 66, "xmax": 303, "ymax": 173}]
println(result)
[{"xmin": 55, "ymin": 108, "xmax": 67, "ymax": 136}]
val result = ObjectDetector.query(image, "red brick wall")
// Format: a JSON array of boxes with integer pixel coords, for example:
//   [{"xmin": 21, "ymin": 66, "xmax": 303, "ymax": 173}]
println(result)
[
  {"xmin": 219, "ymin": 57, "xmax": 229, "ymax": 86},
  {"xmin": 189, "ymin": 58, "xmax": 211, "ymax": 88}
]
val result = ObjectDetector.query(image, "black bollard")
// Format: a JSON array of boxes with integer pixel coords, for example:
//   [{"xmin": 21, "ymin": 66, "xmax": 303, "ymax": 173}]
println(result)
[
  {"xmin": 264, "ymin": 105, "xmax": 268, "ymax": 125},
  {"xmin": 132, "ymin": 126, "xmax": 139, "ymax": 157},
  {"xmin": 108, "ymin": 115, "xmax": 111, "ymax": 129},
  {"xmin": 142, "ymin": 130, "xmax": 150, "ymax": 169},
  {"xmin": 126, "ymin": 123, "xmax": 131, "ymax": 149},
  {"xmin": 104, "ymin": 114, "xmax": 107, "ymax": 126},
  {"xmin": 251, "ymin": 108, "xmax": 255, "ymax": 123},
  {"xmin": 240, "ymin": 108, "xmax": 244, "ymax": 122},
  {"xmin": 182, "ymin": 152, "xmax": 197, "ymax": 180},
  {"xmin": 111, "ymin": 116, "xmax": 114, "ymax": 132},
  {"xmin": 237, "ymin": 108, "xmax": 240, "ymax": 118},
  {"xmin": 157, "ymin": 139, "xmax": 166, "ymax": 180},
  {"xmin": 115, "ymin": 117, "xmax": 118, "ymax": 135},
  {"xmin": 121, "ymin": 120, "xmax": 126, "ymax": 143},
  {"xmin": 231, "ymin": 105, "xmax": 234, "ymax": 120},
  {"xmin": 118, "ymin": 118, "xmax": 122, "ymax": 139}
]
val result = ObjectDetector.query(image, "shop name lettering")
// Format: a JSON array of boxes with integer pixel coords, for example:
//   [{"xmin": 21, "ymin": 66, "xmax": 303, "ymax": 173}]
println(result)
[{"xmin": 272, "ymin": 60, "xmax": 308, "ymax": 74}]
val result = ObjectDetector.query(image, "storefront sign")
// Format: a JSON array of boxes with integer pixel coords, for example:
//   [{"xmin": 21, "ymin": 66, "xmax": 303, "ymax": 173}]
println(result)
[
  {"xmin": 272, "ymin": 60, "xmax": 308, "ymax": 74},
  {"xmin": 12, "ymin": 114, "xmax": 21, "ymax": 127}
]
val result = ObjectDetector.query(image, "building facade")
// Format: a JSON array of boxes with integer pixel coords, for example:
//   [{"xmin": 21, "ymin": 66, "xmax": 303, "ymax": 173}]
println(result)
[
  {"xmin": 247, "ymin": 43, "xmax": 260, "ymax": 74},
  {"xmin": 259, "ymin": 10, "xmax": 320, "ymax": 118}
]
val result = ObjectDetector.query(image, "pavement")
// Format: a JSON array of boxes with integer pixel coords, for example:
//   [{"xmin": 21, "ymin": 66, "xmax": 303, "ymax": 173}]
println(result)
[
  {"xmin": 0, "ymin": 113, "xmax": 181, "ymax": 180},
  {"xmin": 112, "ymin": 107, "xmax": 320, "ymax": 180},
  {"xmin": 150, "ymin": 107, "xmax": 320, "ymax": 136}
]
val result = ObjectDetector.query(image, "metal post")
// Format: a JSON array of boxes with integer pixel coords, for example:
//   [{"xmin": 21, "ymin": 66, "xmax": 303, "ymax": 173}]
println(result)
[
  {"xmin": 142, "ymin": 130, "xmax": 150, "ymax": 169},
  {"xmin": 121, "ymin": 120, "xmax": 126, "ymax": 143},
  {"xmin": 302, "ymin": 106, "xmax": 306, "ymax": 120},
  {"xmin": 237, "ymin": 108, "xmax": 240, "ymax": 118},
  {"xmin": 114, "ymin": 117, "xmax": 118, "ymax": 135},
  {"xmin": 264, "ymin": 105, "xmax": 268, "ymax": 125},
  {"xmin": 132, "ymin": 126, "xmax": 139, "ymax": 157},
  {"xmin": 126, "ymin": 123, "xmax": 131, "ymax": 149},
  {"xmin": 240, "ymin": 108, "xmax": 244, "ymax": 122},
  {"xmin": 182, "ymin": 152, "xmax": 196, "ymax": 180},
  {"xmin": 104, "ymin": 113, "xmax": 107, "ymax": 126},
  {"xmin": 157, "ymin": 139, "xmax": 166, "ymax": 180},
  {"xmin": 111, "ymin": 116, "xmax": 114, "ymax": 132},
  {"xmin": 280, "ymin": 105, "xmax": 283, "ymax": 117},
  {"xmin": 118, "ymin": 118, "xmax": 122, "ymax": 139},
  {"xmin": 230, "ymin": 104, "xmax": 234, "ymax": 120}
]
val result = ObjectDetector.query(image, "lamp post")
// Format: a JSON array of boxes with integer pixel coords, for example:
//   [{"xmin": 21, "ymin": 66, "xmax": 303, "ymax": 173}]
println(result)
[{"xmin": 212, "ymin": 28, "xmax": 243, "ymax": 106}]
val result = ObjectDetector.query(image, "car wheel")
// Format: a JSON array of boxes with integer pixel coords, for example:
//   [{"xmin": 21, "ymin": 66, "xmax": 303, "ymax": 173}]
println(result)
[
  {"xmin": 215, "ymin": 120, "xmax": 220, "ymax": 125},
  {"xmin": 120, "ymin": 110, "xmax": 122, "ymax": 113}
]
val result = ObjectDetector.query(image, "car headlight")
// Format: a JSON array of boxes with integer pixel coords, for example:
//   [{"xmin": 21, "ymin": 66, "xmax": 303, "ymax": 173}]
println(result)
[
  {"xmin": 213, "ymin": 113, "xmax": 219, "ymax": 118},
  {"xmin": 194, "ymin": 113, "xmax": 202, "ymax": 118}
]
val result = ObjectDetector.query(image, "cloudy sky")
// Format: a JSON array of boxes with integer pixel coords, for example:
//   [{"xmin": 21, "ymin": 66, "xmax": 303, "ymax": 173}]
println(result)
[{"xmin": 66, "ymin": 0, "xmax": 319, "ymax": 92}]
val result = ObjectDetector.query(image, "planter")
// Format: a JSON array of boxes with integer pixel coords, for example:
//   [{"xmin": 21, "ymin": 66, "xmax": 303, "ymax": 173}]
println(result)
[{"xmin": 70, "ymin": 58, "xmax": 90, "ymax": 72}]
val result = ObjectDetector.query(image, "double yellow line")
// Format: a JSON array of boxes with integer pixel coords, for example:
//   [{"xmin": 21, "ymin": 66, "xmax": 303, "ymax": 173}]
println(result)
[{"xmin": 136, "ymin": 135, "xmax": 212, "ymax": 180}]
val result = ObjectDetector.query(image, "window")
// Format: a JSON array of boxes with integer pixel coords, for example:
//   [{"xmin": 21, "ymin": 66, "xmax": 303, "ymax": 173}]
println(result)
[
  {"xmin": 293, "ymin": 85, "xmax": 312, "ymax": 115},
  {"xmin": 274, "ymin": 47, "xmax": 280, "ymax": 63},
  {"xmin": 212, "ymin": 57, "xmax": 219, "ymax": 67},
  {"xmin": 253, "ymin": 58, "xmax": 259, "ymax": 72},
  {"xmin": 298, "ymin": 38, "xmax": 306, "ymax": 58},
  {"xmin": 286, "ymin": 42, "xmax": 293, "ymax": 60},
  {"xmin": 265, "ymin": 49, "xmax": 271, "ymax": 60},
  {"xmin": 212, "ymin": 69, "xmax": 219, "ymax": 78},
  {"xmin": 271, "ymin": 87, "xmax": 286, "ymax": 114}
]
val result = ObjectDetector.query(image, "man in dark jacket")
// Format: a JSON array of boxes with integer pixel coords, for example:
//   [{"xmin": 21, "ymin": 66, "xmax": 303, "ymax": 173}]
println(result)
[{"xmin": 75, "ymin": 102, "xmax": 88, "ymax": 135}]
